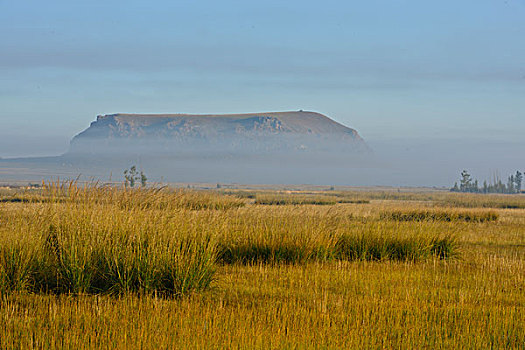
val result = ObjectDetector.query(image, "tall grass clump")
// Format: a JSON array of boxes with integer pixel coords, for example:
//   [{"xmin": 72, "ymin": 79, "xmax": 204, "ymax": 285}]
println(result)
[
  {"xmin": 333, "ymin": 220, "xmax": 459, "ymax": 262},
  {"xmin": 31, "ymin": 224, "xmax": 217, "ymax": 297},
  {"xmin": 0, "ymin": 182, "xmax": 219, "ymax": 297},
  {"xmin": 429, "ymin": 234, "xmax": 459, "ymax": 259},
  {"xmin": 334, "ymin": 232, "xmax": 457, "ymax": 262},
  {"xmin": 217, "ymin": 242, "xmax": 333, "ymax": 265},
  {"xmin": 215, "ymin": 207, "xmax": 459, "ymax": 264},
  {"xmin": 215, "ymin": 207, "xmax": 341, "ymax": 264},
  {"xmin": 0, "ymin": 238, "xmax": 38, "ymax": 294},
  {"xmin": 34, "ymin": 224, "xmax": 99, "ymax": 294},
  {"xmin": 156, "ymin": 235, "xmax": 216, "ymax": 297},
  {"xmin": 86, "ymin": 232, "xmax": 216, "ymax": 297}
]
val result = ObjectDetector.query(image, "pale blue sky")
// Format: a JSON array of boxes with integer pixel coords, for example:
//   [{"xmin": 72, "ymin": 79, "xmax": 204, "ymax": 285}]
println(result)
[{"xmin": 1, "ymin": 0, "xmax": 524, "ymax": 159}]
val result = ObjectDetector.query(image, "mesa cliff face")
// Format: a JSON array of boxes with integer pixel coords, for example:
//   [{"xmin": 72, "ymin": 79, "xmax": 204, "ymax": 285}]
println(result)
[{"xmin": 68, "ymin": 111, "xmax": 368, "ymax": 156}]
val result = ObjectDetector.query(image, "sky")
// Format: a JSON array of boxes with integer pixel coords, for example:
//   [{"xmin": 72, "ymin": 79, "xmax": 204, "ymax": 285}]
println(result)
[{"xmin": 1, "ymin": 0, "xmax": 524, "ymax": 184}]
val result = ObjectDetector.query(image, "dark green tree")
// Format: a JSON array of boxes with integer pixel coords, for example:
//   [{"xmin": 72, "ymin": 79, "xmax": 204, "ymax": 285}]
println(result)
[
  {"xmin": 460, "ymin": 170, "xmax": 473, "ymax": 192},
  {"xmin": 515, "ymin": 171, "xmax": 522, "ymax": 192},
  {"xmin": 124, "ymin": 166, "xmax": 137, "ymax": 188},
  {"xmin": 451, "ymin": 170, "xmax": 523, "ymax": 194},
  {"xmin": 124, "ymin": 165, "xmax": 147, "ymax": 188}
]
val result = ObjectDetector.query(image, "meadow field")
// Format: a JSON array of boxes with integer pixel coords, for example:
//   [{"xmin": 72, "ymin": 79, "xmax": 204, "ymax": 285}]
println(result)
[{"xmin": 0, "ymin": 183, "xmax": 524, "ymax": 349}]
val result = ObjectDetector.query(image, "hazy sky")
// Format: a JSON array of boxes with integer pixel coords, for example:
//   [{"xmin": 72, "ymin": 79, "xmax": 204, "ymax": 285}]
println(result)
[{"xmin": 1, "ymin": 0, "xmax": 525, "ymax": 161}]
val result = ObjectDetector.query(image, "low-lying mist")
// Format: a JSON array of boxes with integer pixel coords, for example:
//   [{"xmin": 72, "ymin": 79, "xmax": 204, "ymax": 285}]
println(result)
[{"xmin": 1, "ymin": 136, "xmax": 523, "ymax": 188}]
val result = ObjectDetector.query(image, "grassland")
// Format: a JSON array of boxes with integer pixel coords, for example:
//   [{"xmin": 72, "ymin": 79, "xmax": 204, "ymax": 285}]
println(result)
[{"xmin": 1, "ymin": 183, "xmax": 524, "ymax": 348}]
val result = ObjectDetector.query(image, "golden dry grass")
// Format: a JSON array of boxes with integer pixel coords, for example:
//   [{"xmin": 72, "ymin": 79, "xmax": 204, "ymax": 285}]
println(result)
[{"xmin": 0, "ymin": 183, "xmax": 524, "ymax": 348}]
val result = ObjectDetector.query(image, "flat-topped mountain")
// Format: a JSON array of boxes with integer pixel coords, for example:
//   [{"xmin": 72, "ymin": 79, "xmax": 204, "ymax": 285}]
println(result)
[{"xmin": 68, "ymin": 111, "xmax": 368, "ymax": 156}]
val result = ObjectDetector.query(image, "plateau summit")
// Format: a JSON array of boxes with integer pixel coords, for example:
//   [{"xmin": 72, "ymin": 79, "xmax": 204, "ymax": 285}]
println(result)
[{"xmin": 68, "ymin": 111, "xmax": 368, "ymax": 156}]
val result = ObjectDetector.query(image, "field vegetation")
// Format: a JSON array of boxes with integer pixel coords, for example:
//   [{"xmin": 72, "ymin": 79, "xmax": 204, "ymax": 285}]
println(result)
[
  {"xmin": 380, "ymin": 208, "xmax": 499, "ymax": 222},
  {"xmin": 223, "ymin": 188, "xmax": 525, "ymax": 208},
  {"xmin": 0, "ymin": 183, "xmax": 524, "ymax": 348}
]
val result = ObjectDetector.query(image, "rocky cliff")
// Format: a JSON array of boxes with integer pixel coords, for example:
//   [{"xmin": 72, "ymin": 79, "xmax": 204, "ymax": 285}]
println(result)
[{"xmin": 68, "ymin": 111, "xmax": 368, "ymax": 156}]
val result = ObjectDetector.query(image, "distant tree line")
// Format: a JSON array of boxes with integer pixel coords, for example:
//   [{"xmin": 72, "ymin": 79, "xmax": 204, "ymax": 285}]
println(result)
[{"xmin": 451, "ymin": 170, "xmax": 523, "ymax": 194}]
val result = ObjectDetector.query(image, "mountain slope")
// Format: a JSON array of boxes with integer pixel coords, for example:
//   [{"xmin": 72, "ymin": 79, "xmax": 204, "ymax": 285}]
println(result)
[{"xmin": 68, "ymin": 111, "xmax": 368, "ymax": 155}]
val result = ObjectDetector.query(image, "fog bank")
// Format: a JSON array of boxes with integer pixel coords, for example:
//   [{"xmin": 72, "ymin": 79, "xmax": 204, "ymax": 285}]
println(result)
[{"xmin": 1, "ymin": 136, "xmax": 523, "ymax": 188}]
